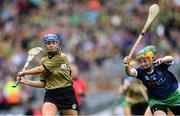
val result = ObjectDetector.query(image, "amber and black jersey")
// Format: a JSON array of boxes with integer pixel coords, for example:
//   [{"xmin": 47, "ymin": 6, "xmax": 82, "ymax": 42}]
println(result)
[{"xmin": 40, "ymin": 52, "xmax": 72, "ymax": 90}]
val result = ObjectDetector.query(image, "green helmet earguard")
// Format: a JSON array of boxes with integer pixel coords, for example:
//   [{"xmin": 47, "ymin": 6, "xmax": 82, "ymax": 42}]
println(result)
[{"xmin": 136, "ymin": 45, "xmax": 157, "ymax": 60}]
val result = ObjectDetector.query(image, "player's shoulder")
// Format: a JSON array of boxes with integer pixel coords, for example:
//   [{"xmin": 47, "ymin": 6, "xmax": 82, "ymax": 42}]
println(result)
[
  {"xmin": 136, "ymin": 66, "xmax": 142, "ymax": 72},
  {"xmin": 60, "ymin": 52, "xmax": 68, "ymax": 58},
  {"xmin": 136, "ymin": 67, "xmax": 147, "ymax": 75},
  {"xmin": 40, "ymin": 56, "xmax": 48, "ymax": 63}
]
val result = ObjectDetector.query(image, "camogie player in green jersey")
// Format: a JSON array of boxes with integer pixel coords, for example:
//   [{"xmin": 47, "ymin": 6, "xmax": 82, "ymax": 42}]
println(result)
[{"xmin": 17, "ymin": 34, "xmax": 79, "ymax": 116}]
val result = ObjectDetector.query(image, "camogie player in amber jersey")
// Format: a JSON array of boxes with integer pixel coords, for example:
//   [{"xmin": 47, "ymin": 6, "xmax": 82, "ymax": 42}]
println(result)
[
  {"xmin": 123, "ymin": 45, "xmax": 180, "ymax": 115},
  {"xmin": 17, "ymin": 34, "xmax": 79, "ymax": 116}
]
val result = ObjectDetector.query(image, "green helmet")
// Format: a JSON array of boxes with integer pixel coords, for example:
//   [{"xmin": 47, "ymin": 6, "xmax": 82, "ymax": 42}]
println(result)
[{"xmin": 136, "ymin": 45, "xmax": 157, "ymax": 60}]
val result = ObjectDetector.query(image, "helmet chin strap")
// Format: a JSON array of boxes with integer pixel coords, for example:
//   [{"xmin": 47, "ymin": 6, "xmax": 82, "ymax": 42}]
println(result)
[
  {"xmin": 143, "ymin": 65, "xmax": 154, "ymax": 72},
  {"xmin": 47, "ymin": 50, "xmax": 60, "ymax": 59}
]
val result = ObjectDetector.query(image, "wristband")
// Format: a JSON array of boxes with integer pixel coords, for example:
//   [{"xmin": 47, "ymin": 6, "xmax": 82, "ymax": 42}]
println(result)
[{"xmin": 124, "ymin": 64, "xmax": 129, "ymax": 67}]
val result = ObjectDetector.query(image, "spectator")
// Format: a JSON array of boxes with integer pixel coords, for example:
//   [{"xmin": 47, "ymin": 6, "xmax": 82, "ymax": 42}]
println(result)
[{"xmin": 71, "ymin": 63, "xmax": 87, "ymax": 114}]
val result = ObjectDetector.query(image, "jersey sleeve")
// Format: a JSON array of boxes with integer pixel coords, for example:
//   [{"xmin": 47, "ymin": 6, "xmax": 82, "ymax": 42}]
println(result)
[
  {"xmin": 40, "ymin": 74, "xmax": 46, "ymax": 82},
  {"xmin": 40, "ymin": 57, "xmax": 46, "ymax": 65},
  {"xmin": 39, "ymin": 57, "xmax": 52, "ymax": 71},
  {"xmin": 39, "ymin": 57, "xmax": 52, "ymax": 80},
  {"xmin": 135, "ymin": 67, "xmax": 144, "ymax": 80},
  {"xmin": 158, "ymin": 62, "xmax": 171, "ymax": 69}
]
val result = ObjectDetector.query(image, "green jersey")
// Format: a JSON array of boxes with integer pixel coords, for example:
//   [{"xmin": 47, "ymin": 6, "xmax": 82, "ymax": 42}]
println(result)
[{"xmin": 40, "ymin": 52, "xmax": 72, "ymax": 89}]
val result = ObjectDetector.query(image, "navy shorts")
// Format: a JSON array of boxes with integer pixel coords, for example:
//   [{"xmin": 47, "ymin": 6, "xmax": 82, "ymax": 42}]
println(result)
[{"xmin": 44, "ymin": 86, "xmax": 79, "ymax": 111}]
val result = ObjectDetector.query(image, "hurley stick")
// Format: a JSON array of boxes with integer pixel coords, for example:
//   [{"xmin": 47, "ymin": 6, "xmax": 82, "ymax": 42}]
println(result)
[
  {"xmin": 12, "ymin": 47, "xmax": 43, "ymax": 87},
  {"xmin": 128, "ymin": 4, "xmax": 159, "ymax": 60}
]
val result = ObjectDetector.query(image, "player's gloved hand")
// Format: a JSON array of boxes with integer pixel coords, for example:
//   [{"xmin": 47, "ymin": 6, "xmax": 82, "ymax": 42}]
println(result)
[
  {"xmin": 16, "ymin": 76, "xmax": 21, "ymax": 81},
  {"xmin": 123, "ymin": 56, "xmax": 130, "ymax": 66}
]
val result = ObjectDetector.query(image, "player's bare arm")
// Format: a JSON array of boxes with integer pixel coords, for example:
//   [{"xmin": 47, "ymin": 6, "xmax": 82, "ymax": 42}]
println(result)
[
  {"xmin": 17, "ymin": 65, "xmax": 45, "ymax": 77},
  {"xmin": 154, "ymin": 56, "xmax": 173, "ymax": 66},
  {"xmin": 123, "ymin": 56, "xmax": 137, "ymax": 77},
  {"xmin": 20, "ymin": 79, "xmax": 46, "ymax": 88}
]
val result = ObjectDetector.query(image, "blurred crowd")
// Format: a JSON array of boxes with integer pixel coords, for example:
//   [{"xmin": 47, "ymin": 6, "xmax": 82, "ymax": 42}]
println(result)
[{"xmin": 0, "ymin": 0, "xmax": 180, "ymax": 115}]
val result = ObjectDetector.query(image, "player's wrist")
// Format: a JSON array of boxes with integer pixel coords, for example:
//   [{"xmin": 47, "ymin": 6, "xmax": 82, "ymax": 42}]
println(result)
[
  {"xmin": 124, "ymin": 63, "xmax": 129, "ymax": 67},
  {"xmin": 23, "ymin": 71, "xmax": 27, "ymax": 75}
]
